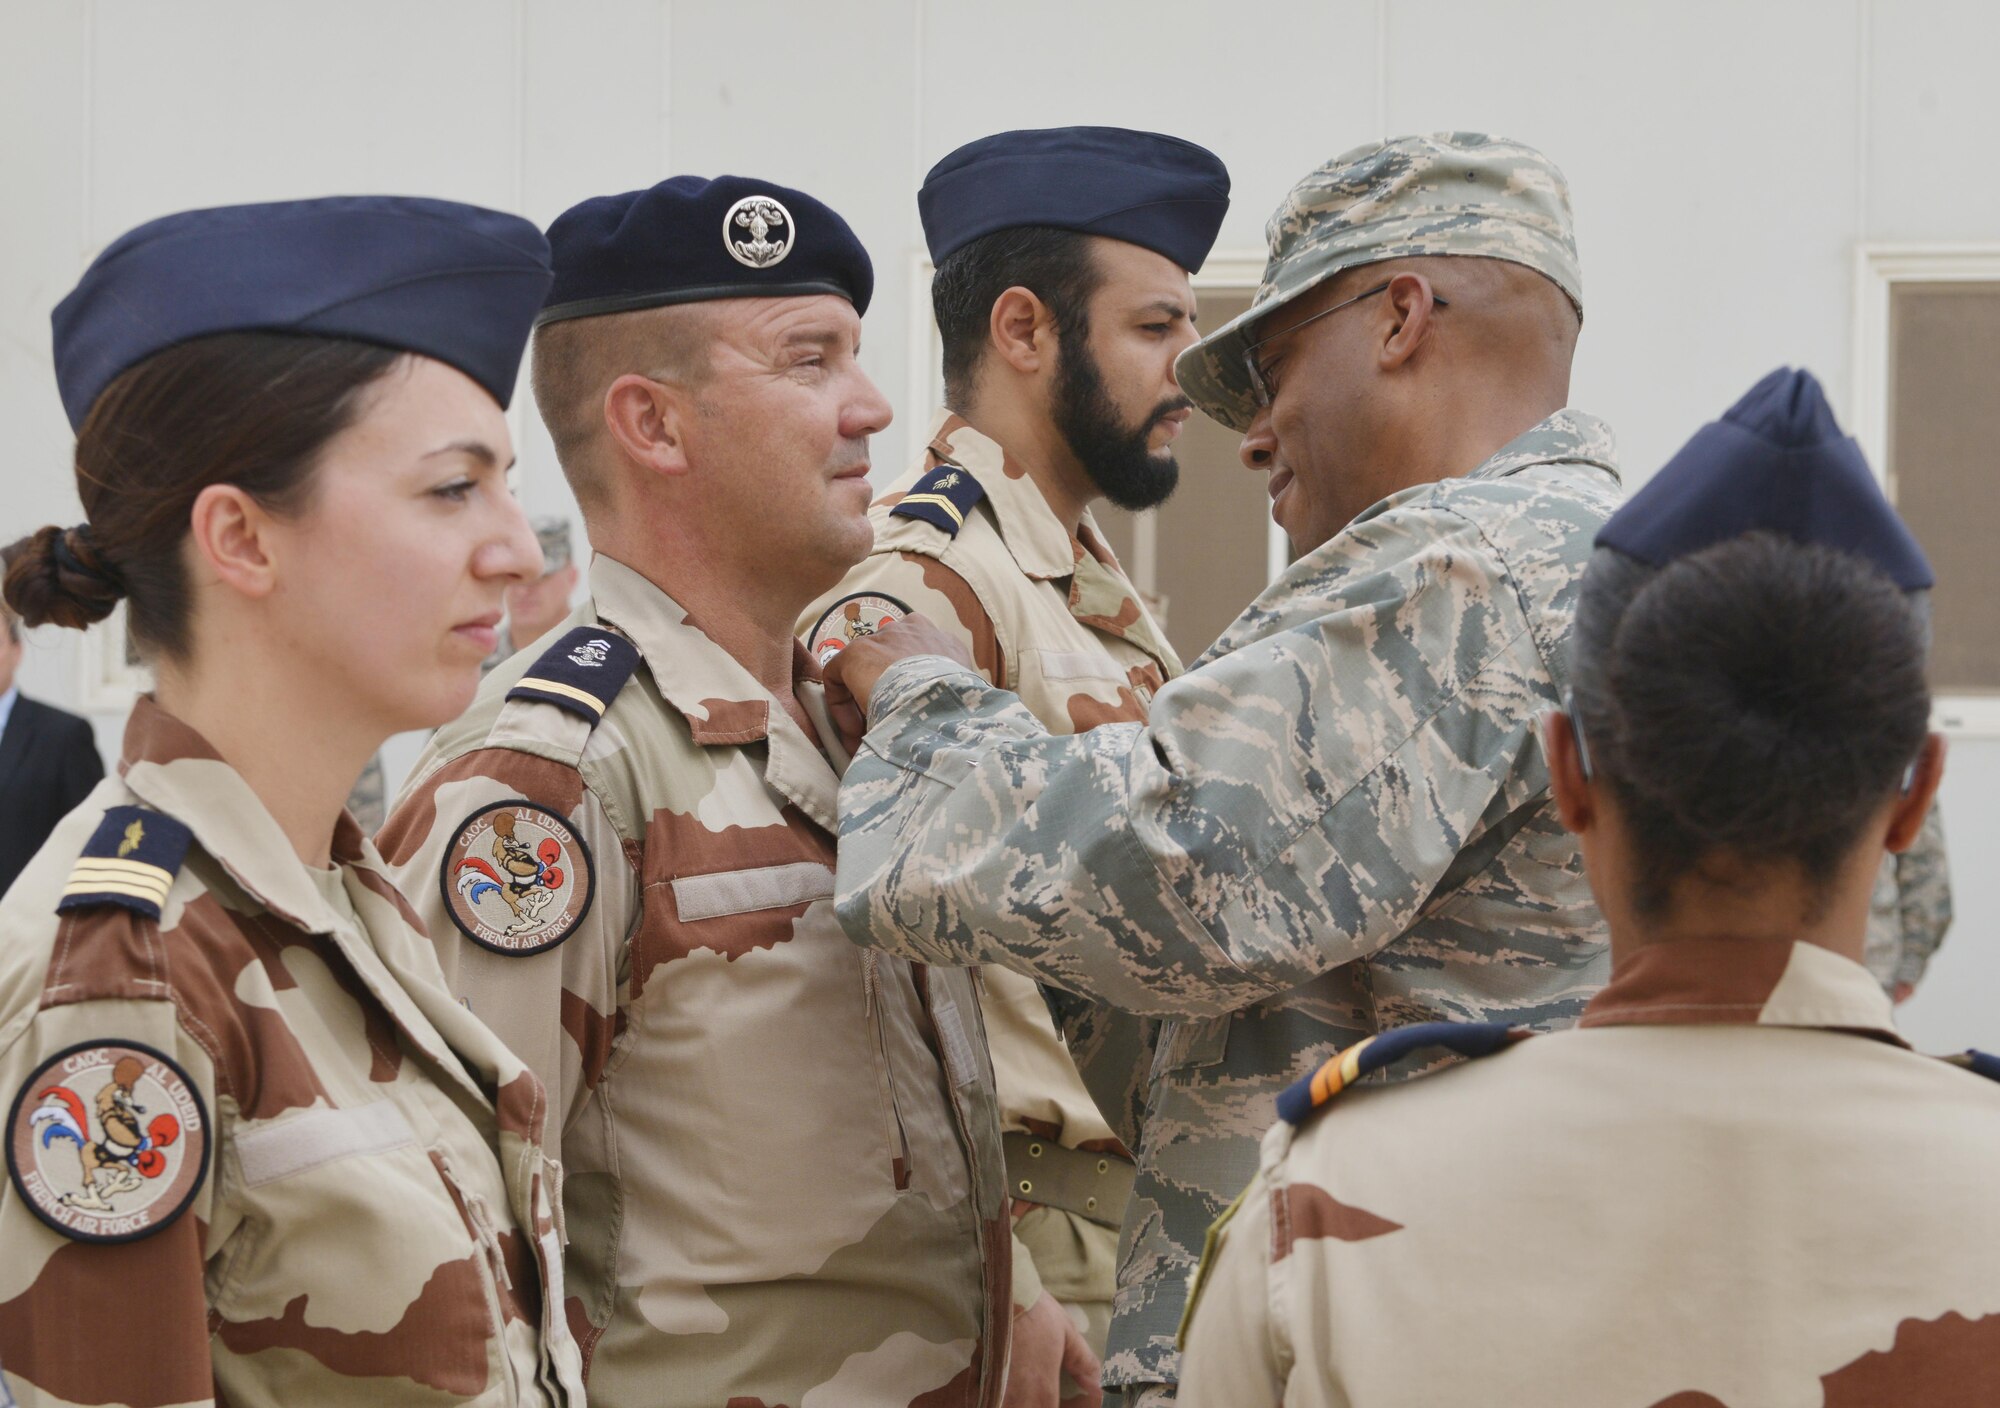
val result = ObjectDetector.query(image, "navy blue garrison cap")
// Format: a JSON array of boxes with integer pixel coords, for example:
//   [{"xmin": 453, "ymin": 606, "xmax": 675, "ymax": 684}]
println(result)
[
  {"xmin": 52, "ymin": 196, "xmax": 552, "ymax": 430},
  {"xmin": 538, "ymin": 175, "xmax": 873, "ymax": 326},
  {"xmin": 920, "ymin": 126, "xmax": 1230, "ymax": 271},
  {"xmin": 1597, "ymin": 367, "xmax": 1934, "ymax": 590}
]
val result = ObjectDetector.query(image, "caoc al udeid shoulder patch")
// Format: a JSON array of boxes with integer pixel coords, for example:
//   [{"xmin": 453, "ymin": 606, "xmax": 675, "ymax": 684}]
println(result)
[
  {"xmin": 8, "ymin": 1040, "xmax": 209, "ymax": 1243},
  {"xmin": 442, "ymin": 800, "xmax": 595, "ymax": 956},
  {"xmin": 807, "ymin": 591, "xmax": 911, "ymax": 667}
]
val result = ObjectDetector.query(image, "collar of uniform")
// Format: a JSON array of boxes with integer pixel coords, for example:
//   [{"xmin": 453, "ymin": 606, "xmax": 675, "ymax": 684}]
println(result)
[
  {"xmin": 1465, "ymin": 408, "xmax": 1622, "ymax": 486},
  {"xmin": 588, "ymin": 553, "xmax": 841, "ymax": 830},
  {"xmin": 926, "ymin": 410, "xmax": 1083, "ymax": 580},
  {"xmin": 1578, "ymin": 936, "xmax": 1905, "ymax": 1045},
  {"xmin": 118, "ymin": 694, "xmax": 379, "ymax": 936}
]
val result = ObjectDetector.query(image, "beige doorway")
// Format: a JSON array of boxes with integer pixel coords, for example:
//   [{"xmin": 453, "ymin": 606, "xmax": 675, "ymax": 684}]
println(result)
[{"xmin": 904, "ymin": 256, "xmax": 1281, "ymax": 665}]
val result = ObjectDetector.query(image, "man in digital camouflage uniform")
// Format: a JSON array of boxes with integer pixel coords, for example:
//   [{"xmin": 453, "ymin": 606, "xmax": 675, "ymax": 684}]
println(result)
[
  {"xmin": 823, "ymin": 133, "xmax": 1618, "ymax": 1405},
  {"xmin": 1864, "ymin": 802, "xmax": 1951, "ymax": 1001},
  {"xmin": 380, "ymin": 176, "xmax": 1027, "ymax": 1408},
  {"xmin": 799, "ymin": 126, "xmax": 1228, "ymax": 1398}
]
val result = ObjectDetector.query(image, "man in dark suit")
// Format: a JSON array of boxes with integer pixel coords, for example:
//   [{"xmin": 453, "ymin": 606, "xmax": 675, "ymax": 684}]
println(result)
[{"xmin": 0, "ymin": 603, "xmax": 104, "ymax": 895}]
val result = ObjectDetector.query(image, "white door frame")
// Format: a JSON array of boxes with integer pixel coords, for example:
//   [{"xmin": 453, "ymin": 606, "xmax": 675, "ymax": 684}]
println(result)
[{"xmin": 1851, "ymin": 243, "xmax": 2000, "ymax": 736}]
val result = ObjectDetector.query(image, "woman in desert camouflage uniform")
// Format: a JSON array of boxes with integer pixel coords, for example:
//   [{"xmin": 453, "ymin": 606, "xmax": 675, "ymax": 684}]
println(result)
[{"xmin": 0, "ymin": 196, "xmax": 584, "ymax": 1408}]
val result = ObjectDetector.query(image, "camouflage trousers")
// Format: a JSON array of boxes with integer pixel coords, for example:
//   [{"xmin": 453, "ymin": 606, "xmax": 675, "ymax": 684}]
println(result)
[{"xmin": 1113, "ymin": 1386, "xmax": 1175, "ymax": 1407}]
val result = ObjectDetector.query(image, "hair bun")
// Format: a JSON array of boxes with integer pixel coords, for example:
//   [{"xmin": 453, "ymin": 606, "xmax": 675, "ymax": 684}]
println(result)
[{"xmin": 2, "ymin": 523, "xmax": 126, "ymax": 630}]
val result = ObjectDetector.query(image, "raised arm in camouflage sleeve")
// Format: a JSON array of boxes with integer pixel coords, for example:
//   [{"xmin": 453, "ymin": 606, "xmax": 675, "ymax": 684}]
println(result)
[
  {"xmin": 1893, "ymin": 803, "xmax": 1952, "ymax": 990},
  {"xmin": 837, "ymin": 416, "xmax": 1619, "ymax": 1020}
]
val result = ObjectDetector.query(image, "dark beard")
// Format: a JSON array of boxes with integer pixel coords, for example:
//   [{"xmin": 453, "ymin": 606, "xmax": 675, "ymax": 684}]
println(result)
[{"xmin": 1051, "ymin": 339, "xmax": 1188, "ymax": 511}]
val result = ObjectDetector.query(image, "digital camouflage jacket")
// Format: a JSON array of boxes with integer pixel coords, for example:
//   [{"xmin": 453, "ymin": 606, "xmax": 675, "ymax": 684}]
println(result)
[{"xmin": 835, "ymin": 411, "xmax": 1621, "ymax": 1388}]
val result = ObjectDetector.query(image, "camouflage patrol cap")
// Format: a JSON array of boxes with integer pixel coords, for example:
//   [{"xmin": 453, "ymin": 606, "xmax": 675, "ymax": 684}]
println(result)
[{"xmin": 1175, "ymin": 132, "xmax": 1583, "ymax": 431}]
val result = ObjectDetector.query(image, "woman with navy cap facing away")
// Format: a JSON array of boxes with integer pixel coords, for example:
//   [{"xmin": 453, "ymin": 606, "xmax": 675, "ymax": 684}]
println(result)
[
  {"xmin": 1177, "ymin": 368, "xmax": 2000, "ymax": 1406},
  {"xmin": 0, "ymin": 198, "xmax": 585, "ymax": 1407}
]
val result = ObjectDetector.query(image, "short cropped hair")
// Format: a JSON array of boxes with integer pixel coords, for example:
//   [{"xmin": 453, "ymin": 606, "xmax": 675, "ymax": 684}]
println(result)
[
  {"xmin": 931, "ymin": 227, "xmax": 1103, "ymax": 409},
  {"xmin": 1568, "ymin": 533, "xmax": 1931, "ymax": 914},
  {"xmin": 529, "ymin": 303, "xmax": 715, "ymax": 511}
]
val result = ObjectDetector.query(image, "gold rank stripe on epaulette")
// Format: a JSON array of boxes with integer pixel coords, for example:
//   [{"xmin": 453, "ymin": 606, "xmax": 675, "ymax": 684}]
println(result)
[
  {"xmin": 506, "ymin": 626, "xmax": 643, "ymax": 724},
  {"xmin": 56, "ymin": 805, "xmax": 194, "ymax": 923},
  {"xmin": 1275, "ymin": 1021, "xmax": 1526, "ymax": 1126},
  {"xmin": 896, "ymin": 492, "xmax": 967, "ymax": 527},
  {"xmin": 889, "ymin": 462, "xmax": 987, "ymax": 537}
]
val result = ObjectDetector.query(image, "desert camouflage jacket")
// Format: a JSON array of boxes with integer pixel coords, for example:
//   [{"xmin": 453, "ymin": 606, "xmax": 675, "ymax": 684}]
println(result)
[
  {"xmin": 800, "ymin": 412, "xmax": 1177, "ymax": 1311},
  {"xmin": 1864, "ymin": 802, "xmax": 1951, "ymax": 992},
  {"xmin": 1177, "ymin": 939, "xmax": 2000, "ymax": 1406},
  {"xmin": 381, "ymin": 554, "xmax": 1009, "ymax": 1408},
  {"xmin": 0, "ymin": 698, "xmax": 581, "ymax": 1408},
  {"xmin": 835, "ymin": 411, "xmax": 1621, "ymax": 1387}
]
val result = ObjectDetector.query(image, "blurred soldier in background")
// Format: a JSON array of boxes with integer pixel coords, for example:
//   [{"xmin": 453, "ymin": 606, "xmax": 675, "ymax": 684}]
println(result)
[
  {"xmin": 1177, "ymin": 369, "xmax": 2000, "ymax": 1405},
  {"xmin": 1865, "ymin": 803, "xmax": 1951, "ymax": 1001},
  {"xmin": 381, "ymin": 176, "xmax": 1026, "ymax": 1407},
  {"xmin": 800, "ymin": 124, "xmax": 1229, "ymax": 1402},
  {"xmin": 825, "ymin": 132, "xmax": 1617, "ymax": 1405}
]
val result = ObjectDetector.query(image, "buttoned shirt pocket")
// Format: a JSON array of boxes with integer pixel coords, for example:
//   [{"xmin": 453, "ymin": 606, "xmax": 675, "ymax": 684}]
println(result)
[
  {"xmin": 1018, "ymin": 648, "xmax": 1153, "ymax": 728},
  {"xmin": 214, "ymin": 1099, "xmax": 524, "ymax": 1405}
]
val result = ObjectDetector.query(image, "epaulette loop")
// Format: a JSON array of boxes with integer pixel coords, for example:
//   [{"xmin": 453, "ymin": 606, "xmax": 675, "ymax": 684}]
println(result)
[
  {"xmin": 1276, "ymin": 1021, "xmax": 1524, "ymax": 1126},
  {"xmin": 57, "ymin": 806, "xmax": 193, "ymax": 922},
  {"xmin": 889, "ymin": 462, "xmax": 987, "ymax": 537},
  {"xmin": 1943, "ymin": 1050, "xmax": 2000, "ymax": 1083},
  {"xmin": 506, "ymin": 627, "xmax": 642, "ymax": 723}
]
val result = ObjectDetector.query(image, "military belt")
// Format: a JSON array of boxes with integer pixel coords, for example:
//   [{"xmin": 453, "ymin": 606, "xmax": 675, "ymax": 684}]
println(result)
[{"xmin": 1003, "ymin": 1132, "xmax": 1134, "ymax": 1228}]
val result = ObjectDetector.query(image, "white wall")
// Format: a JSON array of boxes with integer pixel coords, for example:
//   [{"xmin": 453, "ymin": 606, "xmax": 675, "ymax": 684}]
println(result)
[{"xmin": 3, "ymin": 0, "xmax": 1996, "ymax": 1047}]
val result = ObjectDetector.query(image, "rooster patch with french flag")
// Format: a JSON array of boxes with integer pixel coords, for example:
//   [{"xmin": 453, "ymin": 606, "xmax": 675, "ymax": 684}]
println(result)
[
  {"xmin": 8, "ymin": 1040, "xmax": 209, "ymax": 1243},
  {"xmin": 440, "ymin": 800, "xmax": 595, "ymax": 956}
]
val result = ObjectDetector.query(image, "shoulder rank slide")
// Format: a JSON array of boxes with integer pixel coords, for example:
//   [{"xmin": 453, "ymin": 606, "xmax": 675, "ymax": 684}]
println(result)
[
  {"xmin": 1277, "ymin": 1021, "xmax": 1525, "ymax": 1126},
  {"xmin": 1944, "ymin": 1049, "xmax": 2000, "ymax": 1083},
  {"xmin": 507, "ymin": 626, "xmax": 641, "ymax": 723},
  {"xmin": 890, "ymin": 462, "xmax": 986, "ymax": 536},
  {"xmin": 56, "ymin": 806, "xmax": 193, "ymax": 922}
]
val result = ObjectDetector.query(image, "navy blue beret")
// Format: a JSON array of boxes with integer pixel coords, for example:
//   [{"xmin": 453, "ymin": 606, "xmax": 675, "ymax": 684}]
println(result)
[
  {"xmin": 1597, "ymin": 367, "xmax": 1934, "ymax": 590},
  {"xmin": 52, "ymin": 196, "xmax": 552, "ymax": 430},
  {"xmin": 538, "ymin": 175, "xmax": 873, "ymax": 326},
  {"xmin": 920, "ymin": 126, "xmax": 1230, "ymax": 271}
]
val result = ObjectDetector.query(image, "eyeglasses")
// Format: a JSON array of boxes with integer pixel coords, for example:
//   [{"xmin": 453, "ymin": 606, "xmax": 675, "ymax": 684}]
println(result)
[{"xmin": 1241, "ymin": 281, "xmax": 1450, "ymax": 409}]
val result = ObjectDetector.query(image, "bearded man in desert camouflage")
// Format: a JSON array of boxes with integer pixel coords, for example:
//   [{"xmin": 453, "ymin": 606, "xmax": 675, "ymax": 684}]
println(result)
[
  {"xmin": 800, "ymin": 126, "xmax": 1229, "ymax": 1404},
  {"xmin": 380, "ymin": 176, "xmax": 1029, "ymax": 1408},
  {"xmin": 824, "ymin": 133, "xmax": 1619, "ymax": 1406}
]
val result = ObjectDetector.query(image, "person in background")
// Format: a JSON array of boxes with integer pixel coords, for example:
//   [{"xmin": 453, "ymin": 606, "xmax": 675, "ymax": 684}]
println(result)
[
  {"xmin": 379, "ymin": 175, "xmax": 1029, "ymax": 1408},
  {"xmin": 1175, "ymin": 368, "xmax": 2000, "ymax": 1405},
  {"xmin": 0, "ymin": 599, "xmax": 103, "ymax": 895},
  {"xmin": 799, "ymin": 125, "xmax": 1228, "ymax": 1404},
  {"xmin": 824, "ymin": 133, "xmax": 1615, "ymax": 1407},
  {"xmin": 1865, "ymin": 802, "xmax": 1951, "ymax": 1001},
  {"xmin": 0, "ymin": 195, "xmax": 584, "ymax": 1407}
]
